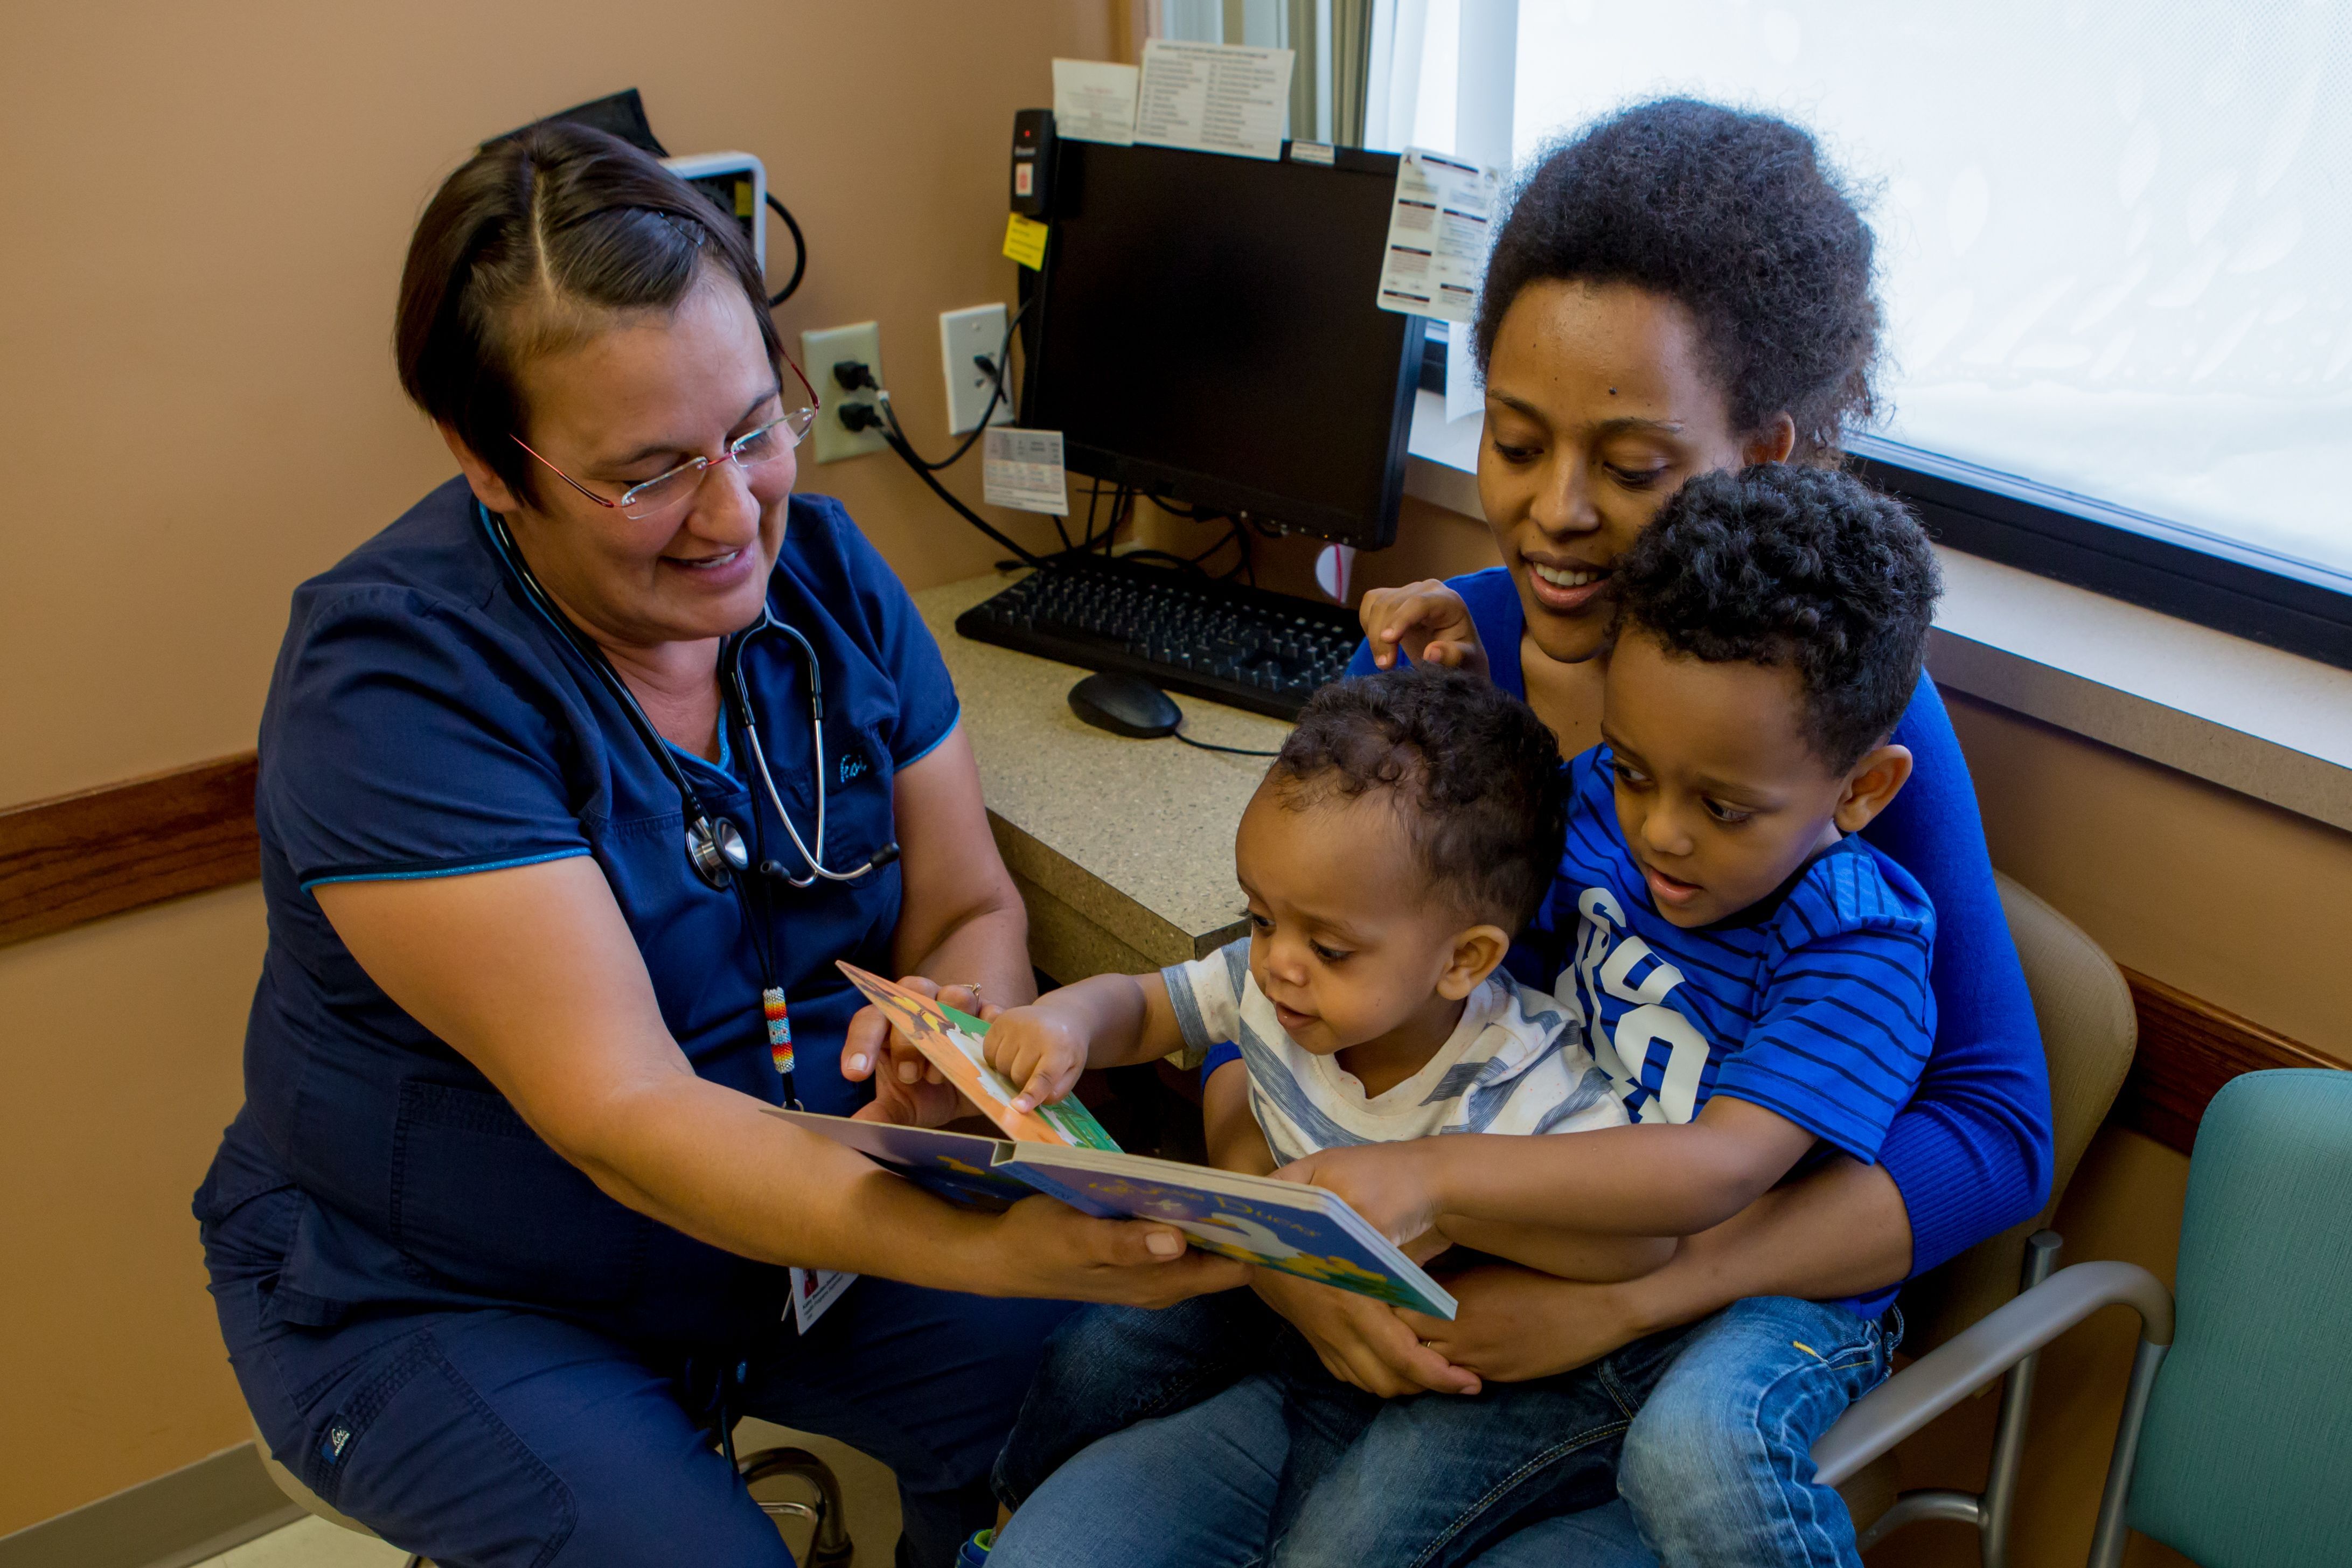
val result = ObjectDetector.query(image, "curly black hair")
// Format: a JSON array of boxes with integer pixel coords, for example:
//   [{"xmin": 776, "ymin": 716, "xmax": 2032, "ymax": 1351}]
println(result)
[
  {"xmin": 1476, "ymin": 98, "xmax": 1880, "ymax": 461},
  {"xmin": 1609, "ymin": 465, "xmax": 1942, "ymax": 772},
  {"xmin": 1269, "ymin": 665, "xmax": 1568, "ymax": 933}
]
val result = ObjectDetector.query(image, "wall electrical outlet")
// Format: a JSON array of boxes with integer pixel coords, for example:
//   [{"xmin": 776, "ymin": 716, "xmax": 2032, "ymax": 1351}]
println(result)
[
  {"xmin": 802, "ymin": 322, "xmax": 886, "ymax": 463},
  {"xmin": 940, "ymin": 303, "xmax": 1014, "ymax": 436}
]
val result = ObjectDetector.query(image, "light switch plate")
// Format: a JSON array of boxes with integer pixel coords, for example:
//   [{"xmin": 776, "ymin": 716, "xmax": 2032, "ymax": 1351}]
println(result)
[
  {"xmin": 940, "ymin": 303, "xmax": 1014, "ymax": 436},
  {"xmin": 802, "ymin": 321, "xmax": 886, "ymax": 463}
]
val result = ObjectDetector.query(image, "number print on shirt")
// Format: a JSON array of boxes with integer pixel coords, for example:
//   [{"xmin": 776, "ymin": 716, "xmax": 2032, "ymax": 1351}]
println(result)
[{"xmin": 1561, "ymin": 887, "xmax": 1715, "ymax": 1125}]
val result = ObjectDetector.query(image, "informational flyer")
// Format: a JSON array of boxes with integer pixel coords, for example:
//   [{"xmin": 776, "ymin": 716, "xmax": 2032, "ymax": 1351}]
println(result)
[
  {"xmin": 1375, "ymin": 148, "xmax": 1504, "ymax": 325},
  {"xmin": 983, "ymin": 428, "xmax": 1070, "ymax": 516},
  {"xmin": 1053, "ymin": 58, "xmax": 1140, "ymax": 145},
  {"xmin": 1135, "ymin": 38, "xmax": 1295, "ymax": 162}
]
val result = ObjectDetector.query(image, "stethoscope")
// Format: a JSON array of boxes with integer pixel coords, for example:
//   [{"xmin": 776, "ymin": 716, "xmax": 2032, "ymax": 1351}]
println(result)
[{"xmin": 475, "ymin": 500, "xmax": 900, "ymax": 894}]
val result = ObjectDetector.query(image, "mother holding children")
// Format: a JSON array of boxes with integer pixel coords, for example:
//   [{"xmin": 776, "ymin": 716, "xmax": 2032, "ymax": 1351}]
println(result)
[{"xmin": 876, "ymin": 97, "xmax": 2051, "ymax": 1568}]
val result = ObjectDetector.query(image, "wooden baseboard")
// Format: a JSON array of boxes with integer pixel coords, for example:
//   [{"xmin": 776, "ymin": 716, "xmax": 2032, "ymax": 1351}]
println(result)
[
  {"xmin": 0, "ymin": 1444, "xmax": 298, "ymax": 1568},
  {"xmin": 2116, "ymin": 966, "xmax": 2344, "ymax": 1154},
  {"xmin": 0, "ymin": 754, "xmax": 259, "ymax": 949}
]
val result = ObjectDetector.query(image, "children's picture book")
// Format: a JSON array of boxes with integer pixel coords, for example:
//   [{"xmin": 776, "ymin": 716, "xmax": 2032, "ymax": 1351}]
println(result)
[
  {"xmin": 769, "ymin": 1108, "xmax": 1459, "ymax": 1319},
  {"xmin": 836, "ymin": 961, "xmax": 1121, "ymax": 1149}
]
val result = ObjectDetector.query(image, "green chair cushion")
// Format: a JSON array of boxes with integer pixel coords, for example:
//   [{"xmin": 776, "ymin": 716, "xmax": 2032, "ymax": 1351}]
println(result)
[{"xmin": 2128, "ymin": 1069, "xmax": 2352, "ymax": 1567}]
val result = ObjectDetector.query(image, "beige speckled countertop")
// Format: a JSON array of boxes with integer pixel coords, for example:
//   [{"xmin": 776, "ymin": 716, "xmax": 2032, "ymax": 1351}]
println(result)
[{"xmin": 914, "ymin": 572, "xmax": 1293, "ymax": 978}]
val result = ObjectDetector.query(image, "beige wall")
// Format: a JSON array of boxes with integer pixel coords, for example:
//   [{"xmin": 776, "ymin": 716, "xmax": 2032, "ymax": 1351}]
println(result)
[
  {"xmin": 0, "ymin": 0, "xmax": 1106, "ymax": 1533},
  {"xmin": 4, "ymin": 0, "xmax": 2343, "ymax": 1544}
]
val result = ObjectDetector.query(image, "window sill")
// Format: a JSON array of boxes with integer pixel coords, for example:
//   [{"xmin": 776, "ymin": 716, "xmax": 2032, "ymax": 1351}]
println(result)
[{"xmin": 1403, "ymin": 395, "xmax": 2352, "ymax": 833}]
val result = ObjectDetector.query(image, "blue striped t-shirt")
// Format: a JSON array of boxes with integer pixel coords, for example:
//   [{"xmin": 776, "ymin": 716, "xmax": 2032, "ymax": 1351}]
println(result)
[{"xmin": 1528, "ymin": 747, "xmax": 1937, "ymax": 1163}]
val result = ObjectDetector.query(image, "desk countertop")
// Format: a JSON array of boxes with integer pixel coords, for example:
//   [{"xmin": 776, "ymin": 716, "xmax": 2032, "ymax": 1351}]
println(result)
[{"xmin": 915, "ymin": 572, "xmax": 1293, "ymax": 979}]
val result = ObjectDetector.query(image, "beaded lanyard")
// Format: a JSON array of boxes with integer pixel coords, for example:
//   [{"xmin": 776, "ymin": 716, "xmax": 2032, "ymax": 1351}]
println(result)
[{"xmin": 733, "ymin": 738, "xmax": 801, "ymax": 1111}]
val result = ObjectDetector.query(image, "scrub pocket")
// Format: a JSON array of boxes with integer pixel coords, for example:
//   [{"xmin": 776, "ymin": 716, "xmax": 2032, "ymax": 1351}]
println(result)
[{"xmin": 389, "ymin": 1081, "xmax": 649, "ymax": 1305}]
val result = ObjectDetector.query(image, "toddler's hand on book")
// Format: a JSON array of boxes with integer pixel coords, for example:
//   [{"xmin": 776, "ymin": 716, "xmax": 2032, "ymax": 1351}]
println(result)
[
  {"xmin": 1253, "ymin": 1270, "xmax": 1480, "ymax": 1398},
  {"xmin": 1274, "ymin": 1142, "xmax": 1444, "ymax": 1252},
  {"xmin": 982, "ymin": 1005, "xmax": 1091, "ymax": 1113}
]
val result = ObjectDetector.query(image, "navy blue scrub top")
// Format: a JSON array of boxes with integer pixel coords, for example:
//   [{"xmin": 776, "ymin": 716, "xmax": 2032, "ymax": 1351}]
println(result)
[{"xmin": 195, "ymin": 477, "xmax": 959, "ymax": 1350}]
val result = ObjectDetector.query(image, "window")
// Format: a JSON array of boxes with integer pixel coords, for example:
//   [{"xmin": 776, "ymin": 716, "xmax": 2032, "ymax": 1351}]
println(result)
[{"xmin": 1361, "ymin": 0, "xmax": 2352, "ymax": 666}]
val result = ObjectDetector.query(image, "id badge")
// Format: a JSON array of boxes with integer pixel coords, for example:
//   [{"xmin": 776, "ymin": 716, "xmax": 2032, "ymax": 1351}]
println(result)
[{"xmin": 789, "ymin": 1266, "xmax": 855, "ymax": 1333}]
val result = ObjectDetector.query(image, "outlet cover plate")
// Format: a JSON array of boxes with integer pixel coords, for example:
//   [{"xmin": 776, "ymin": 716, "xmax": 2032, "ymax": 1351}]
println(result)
[
  {"xmin": 803, "ymin": 321, "xmax": 886, "ymax": 463},
  {"xmin": 940, "ymin": 303, "xmax": 1014, "ymax": 436}
]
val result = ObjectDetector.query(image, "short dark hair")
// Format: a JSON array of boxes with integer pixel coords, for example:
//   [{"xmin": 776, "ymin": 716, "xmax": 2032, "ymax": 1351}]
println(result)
[
  {"xmin": 1609, "ymin": 465, "xmax": 1942, "ymax": 772},
  {"xmin": 394, "ymin": 120, "xmax": 781, "ymax": 506},
  {"xmin": 1270, "ymin": 665, "xmax": 1568, "ymax": 933},
  {"xmin": 1476, "ymin": 98, "xmax": 1879, "ymax": 461}
]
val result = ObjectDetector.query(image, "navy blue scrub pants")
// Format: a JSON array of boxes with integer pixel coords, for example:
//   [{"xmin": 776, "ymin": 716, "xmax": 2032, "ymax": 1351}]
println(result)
[{"xmin": 204, "ymin": 1185, "xmax": 1074, "ymax": 1568}]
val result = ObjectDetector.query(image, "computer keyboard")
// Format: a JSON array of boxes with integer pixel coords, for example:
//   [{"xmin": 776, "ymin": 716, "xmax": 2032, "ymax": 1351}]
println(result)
[{"xmin": 954, "ymin": 555, "xmax": 1366, "ymax": 721}]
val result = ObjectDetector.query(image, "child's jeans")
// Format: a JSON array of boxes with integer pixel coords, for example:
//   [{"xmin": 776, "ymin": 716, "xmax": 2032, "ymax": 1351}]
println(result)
[
  {"xmin": 991, "ymin": 1291, "xmax": 1897, "ymax": 1568},
  {"xmin": 1617, "ymin": 1294, "xmax": 1902, "ymax": 1567},
  {"xmin": 991, "ymin": 1288, "xmax": 1689, "ymax": 1567}
]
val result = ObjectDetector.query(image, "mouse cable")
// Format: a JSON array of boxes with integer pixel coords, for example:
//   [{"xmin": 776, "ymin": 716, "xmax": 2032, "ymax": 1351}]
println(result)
[
  {"xmin": 1173, "ymin": 731, "xmax": 1282, "ymax": 757},
  {"xmin": 764, "ymin": 193, "xmax": 808, "ymax": 306}
]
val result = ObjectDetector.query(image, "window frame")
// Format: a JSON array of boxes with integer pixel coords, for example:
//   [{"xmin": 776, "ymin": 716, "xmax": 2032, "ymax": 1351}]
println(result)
[
  {"xmin": 1846, "ymin": 435, "xmax": 2352, "ymax": 675},
  {"xmin": 1380, "ymin": 0, "xmax": 2352, "ymax": 677}
]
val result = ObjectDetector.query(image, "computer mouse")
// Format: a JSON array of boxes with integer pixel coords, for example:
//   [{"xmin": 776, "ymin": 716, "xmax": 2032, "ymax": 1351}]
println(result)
[{"xmin": 1067, "ymin": 671, "xmax": 1182, "ymax": 738}]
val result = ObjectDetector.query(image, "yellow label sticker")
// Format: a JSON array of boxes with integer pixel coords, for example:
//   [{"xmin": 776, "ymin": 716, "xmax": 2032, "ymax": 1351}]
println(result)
[
  {"xmin": 734, "ymin": 179, "xmax": 755, "ymax": 218},
  {"xmin": 1003, "ymin": 212, "xmax": 1050, "ymax": 270}
]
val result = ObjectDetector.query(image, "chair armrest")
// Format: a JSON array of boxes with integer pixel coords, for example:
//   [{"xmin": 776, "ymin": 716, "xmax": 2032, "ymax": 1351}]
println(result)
[{"xmin": 1813, "ymin": 1260, "xmax": 2172, "ymax": 1486}]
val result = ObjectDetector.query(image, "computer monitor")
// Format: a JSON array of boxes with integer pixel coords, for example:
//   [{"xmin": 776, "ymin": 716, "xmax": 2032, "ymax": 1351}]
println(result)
[{"xmin": 1020, "ymin": 140, "xmax": 1425, "ymax": 550}]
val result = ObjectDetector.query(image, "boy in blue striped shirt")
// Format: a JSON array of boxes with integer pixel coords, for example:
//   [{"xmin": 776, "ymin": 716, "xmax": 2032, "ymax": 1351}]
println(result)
[
  {"xmin": 990, "ymin": 464, "xmax": 1946, "ymax": 1565},
  {"xmin": 1296, "ymin": 462, "xmax": 1938, "ymax": 1252}
]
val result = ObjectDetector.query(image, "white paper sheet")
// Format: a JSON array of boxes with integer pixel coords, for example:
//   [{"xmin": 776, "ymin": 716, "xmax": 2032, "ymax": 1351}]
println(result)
[
  {"xmin": 1445, "ymin": 326, "xmax": 1484, "ymax": 425},
  {"xmin": 1375, "ymin": 148, "xmax": 1504, "ymax": 325},
  {"xmin": 1135, "ymin": 39, "xmax": 1295, "ymax": 163},
  {"xmin": 983, "ymin": 428, "xmax": 1070, "ymax": 515},
  {"xmin": 1052, "ymin": 58, "xmax": 1139, "ymax": 146}
]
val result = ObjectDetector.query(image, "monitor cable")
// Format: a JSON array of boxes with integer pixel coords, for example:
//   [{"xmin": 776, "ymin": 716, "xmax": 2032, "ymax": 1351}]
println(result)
[{"xmin": 764, "ymin": 193, "xmax": 808, "ymax": 306}]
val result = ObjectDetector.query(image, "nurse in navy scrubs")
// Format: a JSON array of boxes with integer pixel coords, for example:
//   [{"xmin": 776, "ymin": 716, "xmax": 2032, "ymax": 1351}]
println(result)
[{"xmin": 193, "ymin": 122, "xmax": 1242, "ymax": 1568}]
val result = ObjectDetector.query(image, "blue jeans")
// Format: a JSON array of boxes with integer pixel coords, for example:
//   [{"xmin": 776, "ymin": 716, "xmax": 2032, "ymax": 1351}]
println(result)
[
  {"xmin": 1617, "ymin": 1295, "xmax": 1899, "ymax": 1567},
  {"xmin": 991, "ymin": 1294, "xmax": 1892, "ymax": 1568},
  {"xmin": 204, "ymin": 1182, "xmax": 1074, "ymax": 1567},
  {"xmin": 991, "ymin": 1294, "xmax": 1689, "ymax": 1568}
]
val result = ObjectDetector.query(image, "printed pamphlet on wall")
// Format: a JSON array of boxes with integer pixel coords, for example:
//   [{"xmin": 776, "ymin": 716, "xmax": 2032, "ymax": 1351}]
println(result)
[
  {"xmin": 1052, "ymin": 58, "xmax": 1140, "ymax": 145},
  {"xmin": 980, "ymin": 428, "xmax": 1070, "ymax": 517},
  {"xmin": 768, "ymin": 1108, "xmax": 1459, "ymax": 1319},
  {"xmin": 1135, "ymin": 39, "xmax": 1295, "ymax": 163},
  {"xmin": 1375, "ymin": 148, "xmax": 1504, "ymax": 326}
]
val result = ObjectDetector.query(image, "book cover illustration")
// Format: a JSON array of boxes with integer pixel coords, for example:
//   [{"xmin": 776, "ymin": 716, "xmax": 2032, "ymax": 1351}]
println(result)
[
  {"xmin": 1007, "ymin": 1159, "xmax": 1459, "ymax": 1319},
  {"xmin": 834, "ymin": 961, "xmax": 1121, "ymax": 1149},
  {"xmin": 767, "ymin": 1109, "xmax": 1458, "ymax": 1319},
  {"xmin": 769, "ymin": 1111, "xmax": 1041, "ymax": 1211}
]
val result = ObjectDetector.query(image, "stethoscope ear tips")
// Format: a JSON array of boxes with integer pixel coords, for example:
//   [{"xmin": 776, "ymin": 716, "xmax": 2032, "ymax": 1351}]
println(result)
[{"xmin": 871, "ymin": 842, "xmax": 903, "ymax": 870}]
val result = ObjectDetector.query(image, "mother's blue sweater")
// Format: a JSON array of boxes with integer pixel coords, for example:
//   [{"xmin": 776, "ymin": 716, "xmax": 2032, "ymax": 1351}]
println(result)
[{"xmin": 1346, "ymin": 567, "xmax": 2054, "ymax": 1278}]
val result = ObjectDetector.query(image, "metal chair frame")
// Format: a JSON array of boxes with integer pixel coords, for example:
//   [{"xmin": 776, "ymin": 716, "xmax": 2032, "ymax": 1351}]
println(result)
[
  {"xmin": 1813, "ymin": 1254, "xmax": 2175, "ymax": 1568},
  {"xmin": 1851, "ymin": 1229, "xmax": 2062, "ymax": 1565}
]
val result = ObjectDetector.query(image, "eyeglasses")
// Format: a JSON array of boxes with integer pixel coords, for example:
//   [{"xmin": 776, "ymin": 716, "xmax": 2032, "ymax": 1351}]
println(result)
[{"xmin": 513, "ymin": 357, "xmax": 822, "ymax": 522}]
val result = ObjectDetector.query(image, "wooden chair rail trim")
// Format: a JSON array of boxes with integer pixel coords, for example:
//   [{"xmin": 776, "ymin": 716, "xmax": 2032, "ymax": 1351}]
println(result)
[
  {"xmin": 2, "ymin": 752, "xmax": 2341, "ymax": 1151},
  {"xmin": 0, "ymin": 752, "xmax": 260, "ymax": 948},
  {"xmin": 2114, "ymin": 964, "xmax": 2344, "ymax": 1154}
]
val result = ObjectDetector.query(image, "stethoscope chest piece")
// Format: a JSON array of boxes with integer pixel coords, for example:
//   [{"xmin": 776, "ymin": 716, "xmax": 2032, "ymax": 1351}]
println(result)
[{"xmin": 688, "ymin": 815, "xmax": 751, "ymax": 890}]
